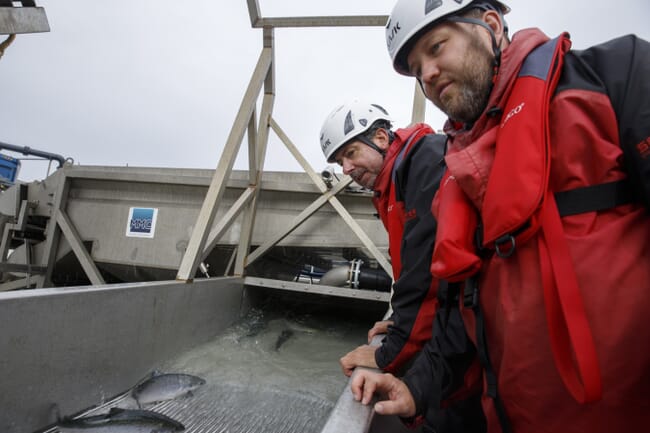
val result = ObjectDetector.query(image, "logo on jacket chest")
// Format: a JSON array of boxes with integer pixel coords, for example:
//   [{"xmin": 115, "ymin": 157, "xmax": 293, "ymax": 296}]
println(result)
[
  {"xmin": 636, "ymin": 136, "xmax": 650, "ymax": 159},
  {"xmin": 501, "ymin": 102, "xmax": 525, "ymax": 128}
]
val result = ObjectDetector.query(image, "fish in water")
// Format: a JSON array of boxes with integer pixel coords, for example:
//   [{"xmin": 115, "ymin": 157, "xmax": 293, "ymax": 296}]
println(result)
[
  {"xmin": 57, "ymin": 407, "xmax": 184, "ymax": 432},
  {"xmin": 274, "ymin": 329, "xmax": 294, "ymax": 351},
  {"xmin": 132, "ymin": 373, "xmax": 206, "ymax": 408}
]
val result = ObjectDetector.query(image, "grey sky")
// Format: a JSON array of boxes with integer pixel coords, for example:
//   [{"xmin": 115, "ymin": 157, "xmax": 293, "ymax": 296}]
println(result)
[{"xmin": 2, "ymin": 0, "xmax": 649, "ymax": 182}]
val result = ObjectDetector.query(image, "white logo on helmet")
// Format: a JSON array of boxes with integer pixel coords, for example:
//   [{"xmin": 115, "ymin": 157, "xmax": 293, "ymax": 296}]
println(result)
[{"xmin": 320, "ymin": 132, "xmax": 331, "ymax": 153}]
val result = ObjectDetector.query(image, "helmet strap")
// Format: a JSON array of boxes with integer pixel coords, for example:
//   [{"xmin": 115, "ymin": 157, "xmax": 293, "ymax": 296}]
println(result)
[
  {"xmin": 446, "ymin": 16, "xmax": 502, "ymax": 70},
  {"xmin": 357, "ymin": 134, "xmax": 387, "ymax": 159}
]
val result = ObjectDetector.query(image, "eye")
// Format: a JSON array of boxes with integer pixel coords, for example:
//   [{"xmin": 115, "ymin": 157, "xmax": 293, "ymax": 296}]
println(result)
[
  {"xmin": 429, "ymin": 40, "xmax": 442, "ymax": 55},
  {"xmin": 335, "ymin": 148, "xmax": 353, "ymax": 166}
]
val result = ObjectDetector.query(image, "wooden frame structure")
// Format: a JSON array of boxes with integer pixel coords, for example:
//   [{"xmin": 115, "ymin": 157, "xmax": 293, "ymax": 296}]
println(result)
[
  {"xmin": 176, "ymin": 2, "xmax": 426, "ymax": 294},
  {"xmin": 175, "ymin": 1, "xmax": 426, "ymax": 293},
  {"xmin": 0, "ymin": 2, "xmax": 426, "ymax": 300}
]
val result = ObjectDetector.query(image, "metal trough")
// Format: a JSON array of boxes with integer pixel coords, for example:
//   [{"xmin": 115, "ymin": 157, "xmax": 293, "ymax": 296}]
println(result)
[
  {"xmin": 0, "ymin": 277, "xmax": 243, "ymax": 432},
  {"xmin": 0, "ymin": 278, "xmax": 415, "ymax": 433}
]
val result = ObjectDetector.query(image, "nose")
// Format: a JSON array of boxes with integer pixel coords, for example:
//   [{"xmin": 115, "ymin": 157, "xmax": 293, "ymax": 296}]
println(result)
[
  {"xmin": 341, "ymin": 158, "xmax": 354, "ymax": 175},
  {"xmin": 419, "ymin": 59, "xmax": 440, "ymax": 86}
]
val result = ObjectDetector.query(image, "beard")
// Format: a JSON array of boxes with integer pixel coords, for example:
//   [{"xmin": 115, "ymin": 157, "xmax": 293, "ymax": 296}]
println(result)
[
  {"xmin": 350, "ymin": 168, "xmax": 376, "ymax": 190},
  {"xmin": 436, "ymin": 33, "xmax": 494, "ymax": 124}
]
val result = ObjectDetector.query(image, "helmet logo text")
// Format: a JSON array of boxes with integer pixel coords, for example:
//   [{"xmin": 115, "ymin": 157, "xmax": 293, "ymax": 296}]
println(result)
[{"xmin": 387, "ymin": 21, "xmax": 402, "ymax": 48}]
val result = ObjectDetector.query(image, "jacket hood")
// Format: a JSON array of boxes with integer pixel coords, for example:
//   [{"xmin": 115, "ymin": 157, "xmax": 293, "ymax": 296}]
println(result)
[{"xmin": 373, "ymin": 123, "xmax": 434, "ymax": 198}]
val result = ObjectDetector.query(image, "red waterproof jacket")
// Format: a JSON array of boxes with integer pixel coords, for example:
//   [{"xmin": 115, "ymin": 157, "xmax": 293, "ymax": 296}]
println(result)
[
  {"xmin": 435, "ymin": 29, "xmax": 650, "ymax": 433},
  {"xmin": 371, "ymin": 123, "xmax": 444, "ymax": 373},
  {"xmin": 373, "ymin": 125, "xmax": 486, "ymax": 433}
]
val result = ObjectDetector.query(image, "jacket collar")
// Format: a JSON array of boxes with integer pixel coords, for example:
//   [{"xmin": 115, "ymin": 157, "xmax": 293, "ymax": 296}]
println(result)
[{"xmin": 373, "ymin": 123, "xmax": 433, "ymax": 198}]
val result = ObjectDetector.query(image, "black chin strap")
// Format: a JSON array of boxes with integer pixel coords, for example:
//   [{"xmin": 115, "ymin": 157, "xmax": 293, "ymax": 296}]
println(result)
[{"xmin": 356, "ymin": 130, "xmax": 394, "ymax": 159}]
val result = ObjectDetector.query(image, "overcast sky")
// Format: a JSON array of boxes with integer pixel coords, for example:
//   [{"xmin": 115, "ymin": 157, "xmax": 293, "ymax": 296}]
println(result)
[{"xmin": 1, "ymin": 0, "xmax": 649, "ymax": 182}]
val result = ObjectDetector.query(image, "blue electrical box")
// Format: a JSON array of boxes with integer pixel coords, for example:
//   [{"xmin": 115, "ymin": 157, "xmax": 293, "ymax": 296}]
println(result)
[{"xmin": 0, "ymin": 153, "xmax": 21, "ymax": 187}]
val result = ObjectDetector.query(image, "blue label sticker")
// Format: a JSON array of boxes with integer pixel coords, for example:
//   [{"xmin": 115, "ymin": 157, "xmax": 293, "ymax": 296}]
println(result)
[{"xmin": 126, "ymin": 207, "xmax": 158, "ymax": 238}]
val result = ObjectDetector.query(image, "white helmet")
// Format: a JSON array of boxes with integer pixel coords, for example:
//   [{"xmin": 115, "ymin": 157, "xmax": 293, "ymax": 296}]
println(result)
[
  {"xmin": 386, "ymin": 0, "xmax": 510, "ymax": 76},
  {"xmin": 320, "ymin": 100, "xmax": 393, "ymax": 163}
]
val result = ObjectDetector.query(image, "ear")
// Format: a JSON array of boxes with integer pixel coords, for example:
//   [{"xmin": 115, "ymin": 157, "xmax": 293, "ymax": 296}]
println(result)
[
  {"xmin": 373, "ymin": 128, "xmax": 391, "ymax": 151},
  {"xmin": 483, "ymin": 9, "xmax": 507, "ymax": 44}
]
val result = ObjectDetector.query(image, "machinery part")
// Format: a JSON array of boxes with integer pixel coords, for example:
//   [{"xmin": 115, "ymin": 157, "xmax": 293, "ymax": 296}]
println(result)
[{"xmin": 319, "ymin": 259, "xmax": 391, "ymax": 292}]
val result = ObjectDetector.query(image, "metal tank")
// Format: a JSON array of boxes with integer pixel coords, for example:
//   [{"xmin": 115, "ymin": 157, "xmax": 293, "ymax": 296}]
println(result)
[
  {"xmin": 0, "ymin": 165, "xmax": 390, "ymax": 289},
  {"xmin": 0, "ymin": 277, "xmax": 415, "ymax": 433}
]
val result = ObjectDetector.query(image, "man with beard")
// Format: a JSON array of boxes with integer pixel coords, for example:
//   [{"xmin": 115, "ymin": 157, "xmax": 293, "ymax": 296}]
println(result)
[
  {"xmin": 320, "ymin": 99, "xmax": 485, "ymax": 433},
  {"xmin": 351, "ymin": 1, "xmax": 650, "ymax": 433}
]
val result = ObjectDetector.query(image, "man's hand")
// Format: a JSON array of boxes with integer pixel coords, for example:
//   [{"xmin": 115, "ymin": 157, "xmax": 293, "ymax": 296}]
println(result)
[
  {"xmin": 350, "ymin": 370, "xmax": 417, "ymax": 417},
  {"xmin": 340, "ymin": 345, "xmax": 379, "ymax": 377},
  {"xmin": 367, "ymin": 320, "xmax": 393, "ymax": 343}
]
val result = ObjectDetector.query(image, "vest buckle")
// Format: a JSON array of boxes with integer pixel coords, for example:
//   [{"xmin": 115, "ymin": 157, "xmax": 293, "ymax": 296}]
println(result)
[
  {"xmin": 463, "ymin": 276, "xmax": 479, "ymax": 308},
  {"xmin": 495, "ymin": 234, "xmax": 516, "ymax": 258}
]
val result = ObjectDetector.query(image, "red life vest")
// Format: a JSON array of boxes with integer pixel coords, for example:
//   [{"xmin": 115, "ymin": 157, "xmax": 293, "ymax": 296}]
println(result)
[
  {"xmin": 372, "ymin": 123, "xmax": 434, "ymax": 278},
  {"xmin": 372, "ymin": 123, "xmax": 441, "ymax": 375},
  {"xmin": 432, "ymin": 34, "xmax": 603, "ymax": 405}
]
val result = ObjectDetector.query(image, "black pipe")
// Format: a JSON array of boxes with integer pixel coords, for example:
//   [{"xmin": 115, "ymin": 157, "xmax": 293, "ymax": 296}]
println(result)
[
  {"xmin": 320, "ymin": 260, "xmax": 393, "ymax": 292},
  {"xmin": 357, "ymin": 268, "xmax": 393, "ymax": 292},
  {"xmin": 0, "ymin": 141, "xmax": 67, "ymax": 168}
]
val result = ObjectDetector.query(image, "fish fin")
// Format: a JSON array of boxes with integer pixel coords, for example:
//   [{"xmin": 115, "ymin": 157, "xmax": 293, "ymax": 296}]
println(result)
[
  {"xmin": 115, "ymin": 395, "xmax": 140, "ymax": 410},
  {"xmin": 174, "ymin": 390, "xmax": 194, "ymax": 400},
  {"xmin": 131, "ymin": 369, "xmax": 161, "ymax": 393}
]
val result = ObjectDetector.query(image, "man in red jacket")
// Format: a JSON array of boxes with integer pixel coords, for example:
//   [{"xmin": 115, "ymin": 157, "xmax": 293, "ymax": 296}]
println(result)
[
  {"xmin": 352, "ymin": 1, "xmax": 650, "ymax": 433},
  {"xmin": 320, "ymin": 99, "xmax": 485, "ymax": 433}
]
